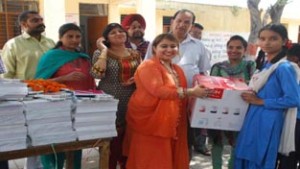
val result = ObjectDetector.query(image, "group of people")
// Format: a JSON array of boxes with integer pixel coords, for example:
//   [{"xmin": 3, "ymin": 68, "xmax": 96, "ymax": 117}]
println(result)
[{"xmin": 1, "ymin": 7, "xmax": 300, "ymax": 169}]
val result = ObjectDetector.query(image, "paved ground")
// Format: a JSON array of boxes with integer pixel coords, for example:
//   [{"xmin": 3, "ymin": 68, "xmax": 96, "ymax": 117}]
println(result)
[
  {"xmin": 190, "ymin": 145, "xmax": 231, "ymax": 169},
  {"xmin": 8, "ymin": 145, "xmax": 231, "ymax": 169}
]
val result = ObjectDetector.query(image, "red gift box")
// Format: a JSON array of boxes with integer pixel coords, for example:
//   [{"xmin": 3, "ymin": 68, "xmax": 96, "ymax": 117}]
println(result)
[
  {"xmin": 190, "ymin": 75, "xmax": 250, "ymax": 131},
  {"xmin": 193, "ymin": 75, "xmax": 251, "ymax": 99}
]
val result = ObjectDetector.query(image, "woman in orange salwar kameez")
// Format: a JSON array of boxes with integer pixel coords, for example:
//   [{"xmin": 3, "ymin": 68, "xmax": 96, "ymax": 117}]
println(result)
[{"xmin": 125, "ymin": 33, "xmax": 209, "ymax": 169}]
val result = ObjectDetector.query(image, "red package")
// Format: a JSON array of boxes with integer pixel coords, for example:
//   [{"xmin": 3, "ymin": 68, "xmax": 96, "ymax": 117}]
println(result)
[{"xmin": 193, "ymin": 75, "xmax": 250, "ymax": 99}]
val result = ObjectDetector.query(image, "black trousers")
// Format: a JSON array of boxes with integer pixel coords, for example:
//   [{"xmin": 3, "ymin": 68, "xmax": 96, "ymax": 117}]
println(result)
[
  {"xmin": 278, "ymin": 119, "xmax": 300, "ymax": 169},
  {"xmin": 0, "ymin": 160, "xmax": 8, "ymax": 169}
]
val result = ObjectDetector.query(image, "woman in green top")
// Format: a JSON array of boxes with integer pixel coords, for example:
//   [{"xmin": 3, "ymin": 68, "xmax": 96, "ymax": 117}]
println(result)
[{"xmin": 209, "ymin": 35, "xmax": 256, "ymax": 169}]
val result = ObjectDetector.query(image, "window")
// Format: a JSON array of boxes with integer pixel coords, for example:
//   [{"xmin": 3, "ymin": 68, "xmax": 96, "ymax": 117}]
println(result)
[
  {"xmin": 163, "ymin": 16, "xmax": 172, "ymax": 33},
  {"xmin": 0, "ymin": 0, "xmax": 38, "ymax": 49}
]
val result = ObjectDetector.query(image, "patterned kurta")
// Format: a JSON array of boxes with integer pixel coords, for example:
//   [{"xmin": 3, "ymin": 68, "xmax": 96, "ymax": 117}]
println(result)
[
  {"xmin": 210, "ymin": 60, "xmax": 256, "ymax": 84},
  {"xmin": 92, "ymin": 49, "xmax": 141, "ymax": 127},
  {"xmin": 209, "ymin": 59, "xmax": 256, "ymax": 143}
]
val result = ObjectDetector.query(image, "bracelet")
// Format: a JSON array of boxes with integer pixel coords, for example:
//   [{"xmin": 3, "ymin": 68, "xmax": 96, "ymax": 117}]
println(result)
[
  {"xmin": 186, "ymin": 88, "xmax": 192, "ymax": 96},
  {"xmin": 98, "ymin": 56, "xmax": 107, "ymax": 60},
  {"xmin": 98, "ymin": 49, "xmax": 107, "ymax": 60},
  {"xmin": 92, "ymin": 66, "xmax": 105, "ymax": 74},
  {"xmin": 177, "ymin": 87, "xmax": 185, "ymax": 98},
  {"xmin": 183, "ymin": 88, "xmax": 187, "ymax": 97}
]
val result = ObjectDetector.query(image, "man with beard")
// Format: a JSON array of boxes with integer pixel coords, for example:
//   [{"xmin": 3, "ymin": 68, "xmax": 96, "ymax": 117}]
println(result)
[
  {"xmin": 2, "ymin": 10, "xmax": 55, "ymax": 80},
  {"xmin": 1, "ymin": 10, "xmax": 55, "ymax": 169},
  {"xmin": 121, "ymin": 14, "xmax": 149, "ymax": 60}
]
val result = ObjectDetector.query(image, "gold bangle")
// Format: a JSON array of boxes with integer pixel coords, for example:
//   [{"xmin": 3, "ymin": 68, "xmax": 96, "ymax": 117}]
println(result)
[
  {"xmin": 183, "ymin": 88, "xmax": 187, "ymax": 97},
  {"xmin": 186, "ymin": 88, "xmax": 192, "ymax": 96},
  {"xmin": 92, "ymin": 66, "xmax": 105, "ymax": 74},
  {"xmin": 98, "ymin": 49, "xmax": 107, "ymax": 60},
  {"xmin": 177, "ymin": 87, "xmax": 184, "ymax": 98},
  {"xmin": 98, "ymin": 57, "xmax": 107, "ymax": 60}
]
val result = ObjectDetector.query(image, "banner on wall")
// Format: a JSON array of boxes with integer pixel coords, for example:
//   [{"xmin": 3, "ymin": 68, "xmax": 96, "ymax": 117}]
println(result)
[{"xmin": 201, "ymin": 32, "xmax": 250, "ymax": 65}]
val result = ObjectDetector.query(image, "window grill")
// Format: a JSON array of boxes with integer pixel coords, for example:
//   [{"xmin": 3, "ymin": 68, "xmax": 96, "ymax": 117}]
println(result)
[{"xmin": 0, "ymin": 0, "xmax": 38, "ymax": 49}]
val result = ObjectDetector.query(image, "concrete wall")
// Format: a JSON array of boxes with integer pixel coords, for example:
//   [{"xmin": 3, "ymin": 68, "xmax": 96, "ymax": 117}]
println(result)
[
  {"xmin": 118, "ymin": 2, "xmax": 300, "ymax": 42},
  {"xmin": 282, "ymin": 18, "xmax": 300, "ymax": 42},
  {"xmin": 40, "ymin": 0, "xmax": 109, "ymax": 42},
  {"xmin": 39, "ymin": 0, "xmax": 300, "ymax": 45},
  {"xmin": 41, "ymin": 0, "xmax": 66, "ymax": 42}
]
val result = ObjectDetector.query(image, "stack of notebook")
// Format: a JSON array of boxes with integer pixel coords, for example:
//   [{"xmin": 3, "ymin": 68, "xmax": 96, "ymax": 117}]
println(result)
[
  {"xmin": 74, "ymin": 96, "xmax": 118, "ymax": 141},
  {"xmin": 0, "ymin": 79, "xmax": 28, "ymax": 100},
  {"xmin": 0, "ymin": 101, "xmax": 27, "ymax": 152},
  {"xmin": 24, "ymin": 99, "xmax": 77, "ymax": 146}
]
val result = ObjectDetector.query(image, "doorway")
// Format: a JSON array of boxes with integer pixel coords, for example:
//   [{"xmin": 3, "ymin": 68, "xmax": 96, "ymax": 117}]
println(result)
[
  {"xmin": 79, "ymin": 3, "xmax": 108, "ymax": 56},
  {"xmin": 298, "ymin": 25, "xmax": 300, "ymax": 43}
]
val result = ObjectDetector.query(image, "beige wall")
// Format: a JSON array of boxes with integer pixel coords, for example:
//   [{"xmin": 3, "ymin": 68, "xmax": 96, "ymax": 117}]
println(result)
[
  {"xmin": 119, "ymin": 4, "xmax": 251, "ymax": 33},
  {"xmin": 38, "ymin": 0, "xmax": 44, "ymax": 15},
  {"xmin": 39, "ymin": 0, "xmax": 300, "ymax": 42},
  {"xmin": 156, "ymin": 3, "xmax": 251, "ymax": 32},
  {"xmin": 282, "ymin": 18, "xmax": 300, "ymax": 42},
  {"xmin": 65, "ymin": 0, "xmax": 108, "ymax": 13},
  {"xmin": 119, "ymin": 4, "xmax": 252, "ymax": 37},
  {"xmin": 118, "ymin": 2, "xmax": 300, "ymax": 42}
]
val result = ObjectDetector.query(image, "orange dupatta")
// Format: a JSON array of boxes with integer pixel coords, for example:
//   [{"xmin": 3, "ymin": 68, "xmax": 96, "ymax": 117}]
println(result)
[{"xmin": 125, "ymin": 57, "xmax": 189, "ymax": 169}]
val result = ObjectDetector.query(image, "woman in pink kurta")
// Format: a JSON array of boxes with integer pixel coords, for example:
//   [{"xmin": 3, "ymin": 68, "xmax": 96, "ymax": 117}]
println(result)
[{"xmin": 36, "ymin": 23, "xmax": 95, "ymax": 169}]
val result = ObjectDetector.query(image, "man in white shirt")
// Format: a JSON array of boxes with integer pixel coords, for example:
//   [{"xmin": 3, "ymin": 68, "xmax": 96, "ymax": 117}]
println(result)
[
  {"xmin": 189, "ymin": 22, "xmax": 211, "ymax": 156},
  {"xmin": 189, "ymin": 23, "xmax": 203, "ymax": 40},
  {"xmin": 145, "ymin": 9, "xmax": 211, "ymax": 158},
  {"xmin": 145, "ymin": 9, "xmax": 210, "ymax": 87},
  {"xmin": 190, "ymin": 23, "xmax": 212, "ymax": 61}
]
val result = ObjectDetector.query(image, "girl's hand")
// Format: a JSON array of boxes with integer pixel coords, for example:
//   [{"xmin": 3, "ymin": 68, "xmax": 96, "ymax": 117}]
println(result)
[{"xmin": 241, "ymin": 91, "xmax": 264, "ymax": 105}]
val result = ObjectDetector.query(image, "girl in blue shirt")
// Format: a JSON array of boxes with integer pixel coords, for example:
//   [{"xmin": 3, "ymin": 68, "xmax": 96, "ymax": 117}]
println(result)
[{"xmin": 234, "ymin": 24, "xmax": 300, "ymax": 169}]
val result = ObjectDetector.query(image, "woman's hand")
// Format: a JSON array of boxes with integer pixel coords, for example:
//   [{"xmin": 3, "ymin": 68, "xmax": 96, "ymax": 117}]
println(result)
[
  {"xmin": 96, "ymin": 37, "xmax": 107, "ymax": 51},
  {"xmin": 62, "ymin": 71, "xmax": 86, "ymax": 82},
  {"xmin": 241, "ymin": 91, "xmax": 264, "ymax": 105},
  {"xmin": 92, "ymin": 58, "xmax": 106, "ymax": 77},
  {"xmin": 189, "ymin": 85, "xmax": 211, "ymax": 98},
  {"xmin": 121, "ymin": 77, "xmax": 135, "ymax": 86}
]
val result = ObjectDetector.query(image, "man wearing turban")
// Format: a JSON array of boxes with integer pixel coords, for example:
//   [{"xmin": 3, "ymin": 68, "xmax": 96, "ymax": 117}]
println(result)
[{"xmin": 121, "ymin": 14, "xmax": 149, "ymax": 60}]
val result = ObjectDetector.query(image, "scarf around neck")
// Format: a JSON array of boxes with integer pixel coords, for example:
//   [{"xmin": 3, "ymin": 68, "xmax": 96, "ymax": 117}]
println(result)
[
  {"xmin": 249, "ymin": 58, "xmax": 300, "ymax": 155},
  {"xmin": 35, "ymin": 49, "xmax": 89, "ymax": 79}
]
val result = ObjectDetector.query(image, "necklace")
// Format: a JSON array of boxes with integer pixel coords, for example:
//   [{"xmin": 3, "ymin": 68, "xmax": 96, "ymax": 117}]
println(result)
[
  {"xmin": 109, "ymin": 48, "xmax": 130, "ymax": 58},
  {"xmin": 160, "ymin": 60, "xmax": 179, "ymax": 87}
]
